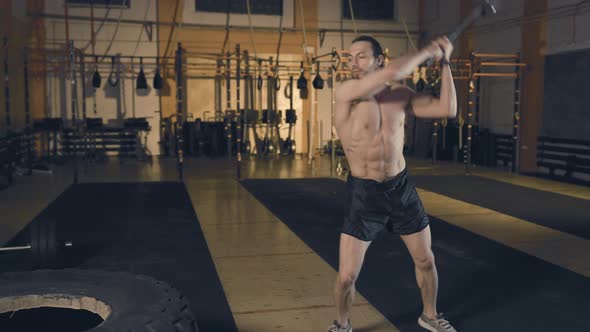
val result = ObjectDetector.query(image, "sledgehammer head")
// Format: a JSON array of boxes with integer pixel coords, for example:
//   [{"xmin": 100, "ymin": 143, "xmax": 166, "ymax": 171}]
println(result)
[{"xmin": 483, "ymin": 0, "xmax": 498, "ymax": 15}]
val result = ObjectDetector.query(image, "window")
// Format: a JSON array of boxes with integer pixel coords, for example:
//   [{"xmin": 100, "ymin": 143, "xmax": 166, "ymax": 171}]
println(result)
[
  {"xmin": 342, "ymin": 0, "xmax": 395, "ymax": 20},
  {"xmin": 66, "ymin": 0, "xmax": 130, "ymax": 8},
  {"xmin": 196, "ymin": 0, "xmax": 283, "ymax": 16}
]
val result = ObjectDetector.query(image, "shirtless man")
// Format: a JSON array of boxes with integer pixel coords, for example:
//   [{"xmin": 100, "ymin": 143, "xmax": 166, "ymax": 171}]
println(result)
[{"xmin": 327, "ymin": 36, "xmax": 457, "ymax": 332}]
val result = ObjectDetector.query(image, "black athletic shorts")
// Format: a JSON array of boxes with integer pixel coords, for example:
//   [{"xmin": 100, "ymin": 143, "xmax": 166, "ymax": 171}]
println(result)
[{"xmin": 341, "ymin": 168, "xmax": 429, "ymax": 241}]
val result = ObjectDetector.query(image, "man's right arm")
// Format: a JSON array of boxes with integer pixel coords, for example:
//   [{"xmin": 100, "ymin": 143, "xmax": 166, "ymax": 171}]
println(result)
[{"xmin": 336, "ymin": 44, "xmax": 442, "ymax": 104}]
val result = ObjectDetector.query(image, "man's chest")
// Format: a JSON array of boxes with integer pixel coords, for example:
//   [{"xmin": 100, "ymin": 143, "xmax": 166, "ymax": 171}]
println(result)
[{"xmin": 349, "ymin": 99, "xmax": 406, "ymax": 133}]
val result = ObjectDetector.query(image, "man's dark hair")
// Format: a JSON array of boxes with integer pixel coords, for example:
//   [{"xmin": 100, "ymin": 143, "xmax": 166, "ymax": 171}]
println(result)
[{"xmin": 352, "ymin": 35, "xmax": 384, "ymax": 65}]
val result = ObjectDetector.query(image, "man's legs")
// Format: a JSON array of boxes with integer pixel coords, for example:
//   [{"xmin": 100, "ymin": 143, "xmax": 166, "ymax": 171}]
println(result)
[
  {"xmin": 334, "ymin": 233, "xmax": 371, "ymax": 327},
  {"xmin": 400, "ymin": 225, "xmax": 438, "ymax": 319}
]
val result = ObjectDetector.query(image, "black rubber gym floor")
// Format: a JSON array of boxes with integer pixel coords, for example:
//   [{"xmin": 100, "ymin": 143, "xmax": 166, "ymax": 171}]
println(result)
[
  {"xmin": 241, "ymin": 178, "xmax": 590, "ymax": 332},
  {"xmin": 0, "ymin": 182, "xmax": 237, "ymax": 332},
  {"xmin": 411, "ymin": 174, "xmax": 590, "ymax": 239}
]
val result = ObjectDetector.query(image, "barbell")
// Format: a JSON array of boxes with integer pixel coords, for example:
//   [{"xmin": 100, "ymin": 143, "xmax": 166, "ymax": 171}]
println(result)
[{"xmin": 0, "ymin": 219, "xmax": 72, "ymax": 269}]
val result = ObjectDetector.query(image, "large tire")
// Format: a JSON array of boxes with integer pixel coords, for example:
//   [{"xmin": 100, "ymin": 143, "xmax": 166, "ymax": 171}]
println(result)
[{"xmin": 0, "ymin": 269, "xmax": 199, "ymax": 332}]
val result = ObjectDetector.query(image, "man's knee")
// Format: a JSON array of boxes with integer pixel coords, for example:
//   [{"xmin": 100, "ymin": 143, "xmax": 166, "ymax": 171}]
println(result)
[
  {"xmin": 414, "ymin": 252, "xmax": 435, "ymax": 271},
  {"xmin": 337, "ymin": 272, "xmax": 358, "ymax": 289}
]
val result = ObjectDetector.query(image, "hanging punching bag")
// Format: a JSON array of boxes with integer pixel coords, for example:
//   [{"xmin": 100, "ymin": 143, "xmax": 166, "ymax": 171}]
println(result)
[
  {"xmin": 136, "ymin": 57, "xmax": 148, "ymax": 89},
  {"xmin": 296, "ymin": 61, "xmax": 307, "ymax": 90},
  {"xmin": 312, "ymin": 61, "xmax": 324, "ymax": 90},
  {"xmin": 92, "ymin": 56, "xmax": 101, "ymax": 88},
  {"xmin": 153, "ymin": 57, "xmax": 163, "ymax": 90}
]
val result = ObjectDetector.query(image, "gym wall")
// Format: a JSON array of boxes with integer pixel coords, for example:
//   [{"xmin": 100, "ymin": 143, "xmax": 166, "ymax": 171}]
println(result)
[
  {"xmin": 0, "ymin": 0, "xmax": 47, "ymax": 138},
  {"xmin": 542, "ymin": 49, "xmax": 590, "ymax": 140},
  {"xmin": 420, "ymin": 0, "xmax": 524, "ymax": 137},
  {"xmin": 40, "ymin": 0, "xmax": 312, "ymax": 156},
  {"xmin": 43, "ymin": 0, "xmax": 160, "ymax": 155},
  {"xmin": 421, "ymin": 0, "xmax": 590, "ymax": 139},
  {"xmin": 543, "ymin": 0, "xmax": 590, "ymax": 140},
  {"xmin": 32, "ymin": 0, "xmax": 421, "ymax": 157}
]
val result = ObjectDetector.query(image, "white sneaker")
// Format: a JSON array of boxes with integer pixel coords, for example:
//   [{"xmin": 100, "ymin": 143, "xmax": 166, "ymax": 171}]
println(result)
[
  {"xmin": 327, "ymin": 319, "xmax": 352, "ymax": 332},
  {"xmin": 418, "ymin": 313, "xmax": 458, "ymax": 332}
]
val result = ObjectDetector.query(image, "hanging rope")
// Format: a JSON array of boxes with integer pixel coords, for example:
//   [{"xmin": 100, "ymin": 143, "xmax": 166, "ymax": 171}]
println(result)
[
  {"xmin": 131, "ymin": 0, "xmax": 152, "ymax": 56},
  {"xmin": 131, "ymin": 57, "xmax": 136, "ymax": 117},
  {"xmin": 64, "ymin": 0, "xmax": 70, "ymax": 44},
  {"xmin": 90, "ymin": 1, "xmax": 97, "ymax": 116},
  {"xmin": 120, "ymin": 57, "xmax": 127, "ymax": 117},
  {"xmin": 221, "ymin": 0, "xmax": 231, "ymax": 55},
  {"xmin": 274, "ymin": 8, "xmax": 284, "ymax": 85},
  {"xmin": 275, "ymin": 9, "xmax": 284, "ymax": 64},
  {"xmin": 162, "ymin": 0, "xmax": 183, "ymax": 68},
  {"xmin": 348, "ymin": 0, "xmax": 358, "ymax": 37},
  {"xmin": 298, "ymin": 0, "xmax": 310, "ymax": 64},
  {"xmin": 246, "ymin": 0, "xmax": 258, "ymax": 58},
  {"xmin": 90, "ymin": 0, "xmax": 96, "ymax": 54},
  {"xmin": 339, "ymin": 10, "xmax": 345, "ymax": 51},
  {"xmin": 400, "ymin": 16, "xmax": 418, "ymax": 52},
  {"xmin": 98, "ymin": 5, "xmax": 125, "ymax": 63},
  {"xmin": 80, "ymin": 7, "xmax": 112, "ymax": 52}
]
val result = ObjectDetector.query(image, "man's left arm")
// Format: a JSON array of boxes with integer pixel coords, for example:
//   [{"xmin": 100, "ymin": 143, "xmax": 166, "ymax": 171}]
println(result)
[{"xmin": 409, "ymin": 37, "xmax": 457, "ymax": 119}]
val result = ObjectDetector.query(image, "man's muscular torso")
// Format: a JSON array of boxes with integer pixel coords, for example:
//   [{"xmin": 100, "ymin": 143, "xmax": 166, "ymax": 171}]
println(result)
[{"xmin": 335, "ymin": 85, "xmax": 413, "ymax": 182}]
